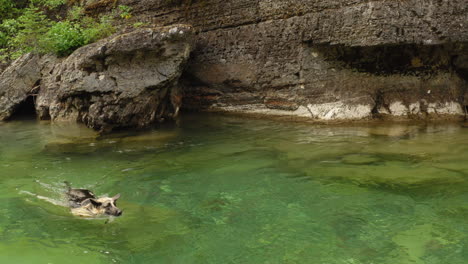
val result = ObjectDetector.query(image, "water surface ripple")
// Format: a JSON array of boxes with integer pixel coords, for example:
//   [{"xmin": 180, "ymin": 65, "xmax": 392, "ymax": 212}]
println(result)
[{"xmin": 0, "ymin": 115, "xmax": 467, "ymax": 264}]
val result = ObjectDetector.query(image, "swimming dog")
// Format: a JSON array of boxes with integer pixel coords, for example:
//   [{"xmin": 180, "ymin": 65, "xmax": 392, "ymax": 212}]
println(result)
[{"xmin": 66, "ymin": 184, "xmax": 123, "ymax": 218}]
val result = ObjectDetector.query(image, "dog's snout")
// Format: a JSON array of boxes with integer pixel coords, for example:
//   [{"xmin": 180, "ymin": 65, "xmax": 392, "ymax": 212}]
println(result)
[{"xmin": 117, "ymin": 210, "xmax": 123, "ymax": 216}]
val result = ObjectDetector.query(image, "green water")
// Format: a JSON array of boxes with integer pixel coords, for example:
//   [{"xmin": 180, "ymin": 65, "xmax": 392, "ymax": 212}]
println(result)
[{"xmin": 0, "ymin": 114, "xmax": 467, "ymax": 264}]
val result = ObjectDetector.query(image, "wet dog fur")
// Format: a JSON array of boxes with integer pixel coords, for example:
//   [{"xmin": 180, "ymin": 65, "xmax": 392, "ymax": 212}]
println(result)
[{"xmin": 66, "ymin": 183, "xmax": 122, "ymax": 217}]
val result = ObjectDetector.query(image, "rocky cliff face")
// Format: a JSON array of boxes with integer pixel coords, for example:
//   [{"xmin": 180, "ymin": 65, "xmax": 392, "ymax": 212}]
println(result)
[
  {"xmin": 0, "ymin": 54, "xmax": 40, "ymax": 120},
  {"xmin": 119, "ymin": 0, "xmax": 468, "ymax": 121},
  {"xmin": 1, "ymin": 0, "xmax": 467, "ymax": 128},
  {"xmin": 0, "ymin": 25, "xmax": 193, "ymax": 132}
]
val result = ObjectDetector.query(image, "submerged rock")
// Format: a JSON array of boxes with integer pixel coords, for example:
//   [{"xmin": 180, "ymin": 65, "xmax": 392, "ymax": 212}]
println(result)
[
  {"xmin": 42, "ymin": 127, "xmax": 178, "ymax": 155},
  {"xmin": 42, "ymin": 122, "xmax": 100, "ymax": 154},
  {"xmin": 0, "ymin": 25, "xmax": 193, "ymax": 132}
]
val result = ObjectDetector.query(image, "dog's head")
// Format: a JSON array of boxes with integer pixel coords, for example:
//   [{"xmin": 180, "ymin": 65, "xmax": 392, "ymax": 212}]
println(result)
[
  {"xmin": 73, "ymin": 194, "xmax": 123, "ymax": 217},
  {"xmin": 96, "ymin": 194, "xmax": 122, "ymax": 216}
]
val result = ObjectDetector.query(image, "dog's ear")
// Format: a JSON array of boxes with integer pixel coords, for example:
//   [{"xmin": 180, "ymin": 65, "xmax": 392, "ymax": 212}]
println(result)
[
  {"xmin": 82, "ymin": 198, "xmax": 102, "ymax": 207},
  {"xmin": 112, "ymin": 194, "xmax": 121, "ymax": 201}
]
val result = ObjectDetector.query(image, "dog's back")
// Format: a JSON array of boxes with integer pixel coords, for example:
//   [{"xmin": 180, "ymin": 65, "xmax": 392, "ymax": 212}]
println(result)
[
  {"xmin": 67, "ymin": 188, "xmax": 95, "ymax": 200},
  {"xmin": 65, "ymin": 181, "xmax": 96, "ymax": 208}
]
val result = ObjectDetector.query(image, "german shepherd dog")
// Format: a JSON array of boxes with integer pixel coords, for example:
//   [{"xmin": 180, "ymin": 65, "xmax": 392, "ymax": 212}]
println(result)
[{"xmin": 66, "ymin": 183, "xmax": 122, "ymax": 217}]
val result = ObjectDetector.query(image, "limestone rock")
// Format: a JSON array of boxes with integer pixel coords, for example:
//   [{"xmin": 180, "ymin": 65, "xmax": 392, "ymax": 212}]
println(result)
[
  {"xmin": 118, "ymin": 0, "xmax": 468, "ymax": 121},
  {"xmin": 0, "ymin": 25, "xmax": 193, "ymax": 132},
  {"xmin": 0, "ymin": 54, "xmax": 44, "ymax": 120},
  {"xmin": 37, "ymin": 25, "xmax": 193, "ymax": 132}
]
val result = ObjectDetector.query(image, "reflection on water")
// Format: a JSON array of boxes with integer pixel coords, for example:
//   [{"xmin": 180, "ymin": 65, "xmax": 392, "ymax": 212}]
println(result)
[{"xmin": 0, "ymin": 115, "xmax": 467, "ymax": 263}]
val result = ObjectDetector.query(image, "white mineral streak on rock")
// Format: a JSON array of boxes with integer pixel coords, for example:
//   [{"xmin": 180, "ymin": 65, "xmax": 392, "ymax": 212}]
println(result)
[
  {"xmin": 388, "ymin": 101, "xmax": 464, "ymax": 116},
  {"xmin": 408, "ymin": 103, "xmax": 420, "ymax": 115},
  {"xmin": 216, "ymin": 101, "xmax": 371, "ymax": 120},
  {"xmin": 378, "ymin": 107, "xmax": 390, "ymax": 115},
  {"xmin": 389, "ymin": 102, "xmax": 408, "ymax": 116},
  {"xmin": 169, "ymin": 27, "xmax": 178, "ymax": 34},
  {"xmin": 427, "ymin": 102, "xmax": 464, "ymax": 115},
  {"xmin": 216, "ymin": 99, "xmax": 464, "ymax": 120},
  {"xmin": 306, "ymin": 102, "xmax": 371, "ymax": 120},
  {"xmin": 216, "ymin": 104, "xmax": 312, "ymax": 117}
]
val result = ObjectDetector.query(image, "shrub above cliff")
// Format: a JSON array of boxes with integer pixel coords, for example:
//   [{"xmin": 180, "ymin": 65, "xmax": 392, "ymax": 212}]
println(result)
[{"xmin": 0, "ymin": 0, "xmax": 121, "ymax": 62}]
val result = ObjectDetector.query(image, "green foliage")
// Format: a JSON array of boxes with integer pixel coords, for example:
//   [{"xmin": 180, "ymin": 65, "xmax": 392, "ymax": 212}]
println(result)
[
  {"xmin": 0, "ymin": 4, "xmax": 51, "ymax": 60},
  {"xmin": 10, "ymin": 6, "xmax": 52, "ymax": 57},
  {"xmin": 0, "ymin": 19, "xmax": 18, "ymax": 61},
  {"xmin": 67, "ymin": 5, "xmax": 85, "ymax": 21},
  {"xmin": 41, "ymin": 13, "xmax": 115, "ymax": 56},
  {"xmin": 0, "ymin": 19, "xmax": 19, "ymax": 35},
  {"xmin": 0, "ymin": 32, "xmax": 6, "ymax": 47},
  {"xmin": 0, "ymin": 19, "xmax": 18, "ymax": 47},
  {"xmin": 81, "ymin": 15, "xmax": 115, "ymax": 43},
  {"xmin": 42, "ymin": 21, "xmax": 86, "ymax": 56},
  {"xmin": 118, "ymin": 5, "xmax": 132, "ymax": 19},
  {"xmin": 0, "ymin": 0, "xmax": 120, "ymax": 61},
  {"xmin": 0, "ymin": 0, "xmax": 16, "ymax": 21},
  {"xmin": 30, "ymin": 0, "xmax": 66, "ymax": 8},
  {"xmin": 0, "ymin": 48, "xmax": 8, "ymax": 61}
]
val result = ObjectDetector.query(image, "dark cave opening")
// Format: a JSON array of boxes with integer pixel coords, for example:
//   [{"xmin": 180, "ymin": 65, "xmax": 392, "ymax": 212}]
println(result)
[
  {"xmin": 8, "ymin": 96, "xmax": 37, "ymax": 120},
  {"xmin": 310, "ymin": 42, "xmax": 466, "ymax": 76}
]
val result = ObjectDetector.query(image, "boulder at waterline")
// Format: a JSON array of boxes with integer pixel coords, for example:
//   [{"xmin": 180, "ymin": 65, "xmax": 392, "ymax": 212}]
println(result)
[{"xmin": 0, "ymin": 25, "xmax": 193, "ymax": 132}]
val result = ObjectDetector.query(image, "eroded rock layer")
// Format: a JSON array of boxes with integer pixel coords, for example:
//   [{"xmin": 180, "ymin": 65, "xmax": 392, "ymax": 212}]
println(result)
[{"xmin": 116, "ymin": 0, "xmax": 468, "ymax": 121}]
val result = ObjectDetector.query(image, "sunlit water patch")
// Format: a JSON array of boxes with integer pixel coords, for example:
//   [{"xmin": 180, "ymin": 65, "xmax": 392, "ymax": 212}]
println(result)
[{"xmin": 0, "ymin": 115, "xmax": 467, "ymax": 264}]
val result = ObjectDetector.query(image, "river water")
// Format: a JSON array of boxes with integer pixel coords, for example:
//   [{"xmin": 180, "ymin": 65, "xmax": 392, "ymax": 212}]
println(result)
[{"xmin": 0, "ymin": 114, "xmax": 467, "ymax": 264}]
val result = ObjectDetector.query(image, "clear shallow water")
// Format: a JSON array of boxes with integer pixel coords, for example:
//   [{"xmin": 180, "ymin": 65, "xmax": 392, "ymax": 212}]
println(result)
[{"xmin": 0, "ymin": 114, "xmax": 467, "ymax": 264}]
